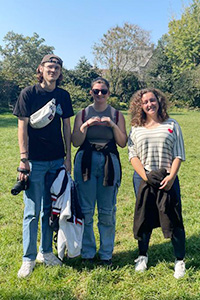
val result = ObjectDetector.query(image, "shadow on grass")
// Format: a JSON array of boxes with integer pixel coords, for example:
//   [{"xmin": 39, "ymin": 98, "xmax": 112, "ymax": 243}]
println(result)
[
  {"xmin": 0, "ymin": 117, "xmax": 17, "ymax": 127},
  {"xmin": 169, "ymin": 112, "xmax": 186, "ymax": 116},
  {"xmin": 62, "ymin": 233, "xmax": 200, "ymax": 272},
  {"xmin": 0, "ymin": 288, "xmax": 77, "ymax": 300}
]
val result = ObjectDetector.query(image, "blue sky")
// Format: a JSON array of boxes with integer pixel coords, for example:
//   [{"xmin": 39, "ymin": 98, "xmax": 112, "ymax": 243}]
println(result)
[{"xmin": 0, "ymin": 0, "xmax": 190, "ymax": 70}]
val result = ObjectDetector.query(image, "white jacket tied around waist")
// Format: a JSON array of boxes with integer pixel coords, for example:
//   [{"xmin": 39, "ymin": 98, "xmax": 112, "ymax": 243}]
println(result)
[{"xmin": 50, "ymin": 167, "xmax": 84, "ymax": 260}]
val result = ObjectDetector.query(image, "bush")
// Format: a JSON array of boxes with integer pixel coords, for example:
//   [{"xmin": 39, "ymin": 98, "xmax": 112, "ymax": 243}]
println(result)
[
  {"xmin": 0, "ymin": 78, "xmax": 20, "ymax": 113},
  {"xmin": 119, "ymin": 102, "xmax": 128, "ymax": 110},
  {"xmin": 107, "ymin": 96, "xmax": 121, "ymax": 109},
  {"xmin": 63, "ymin": 83, "xmax": 91, "ymax": 110},
  {"xmin": 172, "ymin": 68, "xmax": 200, "ymax": 108}
]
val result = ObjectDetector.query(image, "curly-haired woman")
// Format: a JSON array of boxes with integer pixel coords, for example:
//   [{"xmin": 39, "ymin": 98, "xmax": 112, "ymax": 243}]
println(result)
[{"xmin": 128, "ymin": 88, "xmax": 186, "ymax": 279}]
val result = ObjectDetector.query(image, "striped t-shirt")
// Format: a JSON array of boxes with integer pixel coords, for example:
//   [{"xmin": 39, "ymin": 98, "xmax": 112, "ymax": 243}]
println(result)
[{"xmin": 128, "ymin": 118, "xmax": 185, "ymax": 172}]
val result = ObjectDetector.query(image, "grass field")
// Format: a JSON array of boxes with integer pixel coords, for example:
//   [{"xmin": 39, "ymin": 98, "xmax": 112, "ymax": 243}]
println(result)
[{"xmin": 0, "ymin": 110, "xmax": 200, "ymax": 300}]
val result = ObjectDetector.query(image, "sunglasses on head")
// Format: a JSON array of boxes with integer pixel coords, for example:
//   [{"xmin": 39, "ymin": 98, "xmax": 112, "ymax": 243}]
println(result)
[{"xmin": 92, "ymin": 89, "xmax": 108, "ymax": 95}]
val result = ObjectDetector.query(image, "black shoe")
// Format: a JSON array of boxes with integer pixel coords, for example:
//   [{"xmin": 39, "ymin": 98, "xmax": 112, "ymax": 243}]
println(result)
[
  {"xmin": 100, "ymin": 259, "xmax": 112, "ymax": 266},
  {"xmin": 82, "ymin": 258, "xmax": 95, "ymax": 264}
]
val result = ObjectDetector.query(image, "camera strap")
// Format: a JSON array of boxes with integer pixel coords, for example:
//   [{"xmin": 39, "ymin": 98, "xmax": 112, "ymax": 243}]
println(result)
[{"xmin": 17, "ymin": 167, "xmax": 30, "ymax": 175}]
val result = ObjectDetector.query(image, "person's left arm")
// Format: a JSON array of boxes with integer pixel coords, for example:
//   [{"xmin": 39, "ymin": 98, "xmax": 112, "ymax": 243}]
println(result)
[
  {"xmin": 159, "ymin": 157, "xmax": 182, "ymax": 190},
  {"xmin": 101, "ymin": 111, "xmax": 127, "ymax": 148},
  {"xmin": 160, "ymin": 120, "xmax": 185, "ymax": 190},
  {"xmin": 62, "ymin": 118, "xmax": 72, "ymax": 172}
]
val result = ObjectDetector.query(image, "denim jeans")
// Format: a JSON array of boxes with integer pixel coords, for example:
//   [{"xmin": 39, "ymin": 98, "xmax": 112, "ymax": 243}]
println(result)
[
  {"xmin": 74, "ymin": 150, "xmax": 121, "ymax": 260},
  {"xmin": 133, "ymin": 171, "xmax": 185, "ymax": 259},
  {"xmin": 22, "ymin": 158, "xmax": 64, "ymax": 261}
]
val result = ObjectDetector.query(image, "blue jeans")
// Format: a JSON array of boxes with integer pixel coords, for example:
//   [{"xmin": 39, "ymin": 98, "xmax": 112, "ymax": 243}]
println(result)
[
  {"xmin": 22, "ymin": 158, "xmax": 64, "ymax": 261},
  {"xmin": 133, "ymin": 171, "xmax": 185, "ymax": 260},
  {"xmin": 74, "ymin": 150, "xmax": 121, "ymax": 260}
]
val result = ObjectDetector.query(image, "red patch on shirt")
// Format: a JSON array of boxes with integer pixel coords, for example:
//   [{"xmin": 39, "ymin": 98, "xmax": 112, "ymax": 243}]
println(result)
[{"xmin": 168, "ymin": 129, "xmax": 173, "ymax": 133}]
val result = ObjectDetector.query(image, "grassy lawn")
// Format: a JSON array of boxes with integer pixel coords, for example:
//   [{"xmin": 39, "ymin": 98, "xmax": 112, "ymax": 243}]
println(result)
[{"xmin": 0, "ymin": 109, "xmax": 200, "ymax": 300}]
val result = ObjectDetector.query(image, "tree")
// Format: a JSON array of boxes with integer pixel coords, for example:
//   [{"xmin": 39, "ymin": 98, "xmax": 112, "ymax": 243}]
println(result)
[
  {"xmin": 172, "ymin": 66, "xmax": 200, "ymax": 107},
  {"xmin": 71, "ymin": 57, "xmax": 100, "ymax": 90},
  {"xmin": 62, "ymin": 57, "xmax": 100, "ymax": 89},
  {"xmin": 117, "ymin": 70, "xmax": 139, "ymax": 104},
  {"xmin": 93, "ymin": 22, "xmax": 152, "ymax": 96},
  {"xmin": 145, "ymin": 35, "xmax": 174, "ymax": 93},
  {"xmin": 61, "ymin": 57, "xmax": 101, "ymax": 109},
  {"xmin": 0, "ymin": 31, "xmax": 54, "ymax": 88},
  {"xmin": 0, "ymin": 72, "xmax": 19, "ymax": 112},
  {"xmin": 166, "ymin": 0, "xmax": 200, "ymax": 78},
  {"xmin": 63, "ymin": 83, "xmax": 91, "ymax": 110}
]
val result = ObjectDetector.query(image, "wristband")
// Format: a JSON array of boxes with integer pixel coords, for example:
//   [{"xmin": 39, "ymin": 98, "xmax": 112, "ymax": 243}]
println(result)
[
  {"xmin": 87, "ymin": 122, "xmax": 90, "ymax": 127},
  {"xmin": 20, "ymin": 151, "xmax": 28, "ymax": 154}
]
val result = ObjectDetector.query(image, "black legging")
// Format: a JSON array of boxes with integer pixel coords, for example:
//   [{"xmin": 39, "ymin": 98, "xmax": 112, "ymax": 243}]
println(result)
[{"xmin": 133, "ymin": 171, "xmax": 185, "ymax": 260}]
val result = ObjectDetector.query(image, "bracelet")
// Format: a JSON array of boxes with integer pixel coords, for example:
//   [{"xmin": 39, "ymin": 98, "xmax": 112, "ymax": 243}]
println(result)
[
  {"xmin": 87, "ymin": 122, "xmax": 90, "ymax": 127},
  {"xmin": 20, "ymin": 151, "xmax": 28, "ymax": 154}
]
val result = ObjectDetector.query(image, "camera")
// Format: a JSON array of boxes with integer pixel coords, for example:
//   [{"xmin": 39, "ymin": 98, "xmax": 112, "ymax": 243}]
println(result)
[
  {"xmin": 11, "ymin": 177, "xmax": 29, "ymax": 195},
  {"xmin": 11, "ymin": 167, "xmax": 30, "ymax": 196}
]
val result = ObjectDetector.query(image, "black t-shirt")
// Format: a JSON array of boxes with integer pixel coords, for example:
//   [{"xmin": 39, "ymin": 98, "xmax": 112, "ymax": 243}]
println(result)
[{"xmin": 13, "ymin": 84, "xmax": 74, "ymax": 161}]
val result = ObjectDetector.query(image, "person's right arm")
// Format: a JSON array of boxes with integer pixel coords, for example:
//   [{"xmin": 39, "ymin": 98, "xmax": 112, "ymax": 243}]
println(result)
[
  {"xmin": 130, "ymin": 157, "xmax": 148, "ymax": 182},
  {"xmin": 128, "ymin": 127, "xmax": 147, "ymax": 181},
  {"xmin": 18, "ymin": 117, "xmax": 30, "ymax": 181},
  {"xmin": 71, "ymin": 111, "xmax": 100, "ymax": 147}
]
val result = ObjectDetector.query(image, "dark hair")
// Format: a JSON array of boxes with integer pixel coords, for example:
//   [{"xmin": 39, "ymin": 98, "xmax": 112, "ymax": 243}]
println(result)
[
  {"xmin": 129, "ymin": 88, "xmax": 169, "ymax": 126},
  {"xmin": 36, "ymin": 64, "xmax": 63, "ymax": 86},
  {"xmin": 91, "ymin": 77, "xmax": 110, "ymax": 89}
]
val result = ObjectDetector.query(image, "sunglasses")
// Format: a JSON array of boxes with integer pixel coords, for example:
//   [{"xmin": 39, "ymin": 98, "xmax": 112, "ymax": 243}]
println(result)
[{"xmin": 92, "ymin": 89, "xmax": 108, "ymax": 95}]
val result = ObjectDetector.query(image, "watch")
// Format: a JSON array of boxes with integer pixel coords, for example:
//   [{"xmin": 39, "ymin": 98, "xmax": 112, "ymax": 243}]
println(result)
[{"xmin": 21, "ymin": 158, "xmax": 29, "ymax": 163}]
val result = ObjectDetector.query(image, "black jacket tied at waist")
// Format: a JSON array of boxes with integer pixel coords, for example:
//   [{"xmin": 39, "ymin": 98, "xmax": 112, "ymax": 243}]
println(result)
[
  {"xmin": 133, "ymin": 168, "xmax": 184, "ymax": 240},
  {"xmin": 75, "ymin": 139, "xmax": 121, "ymax": 186}
]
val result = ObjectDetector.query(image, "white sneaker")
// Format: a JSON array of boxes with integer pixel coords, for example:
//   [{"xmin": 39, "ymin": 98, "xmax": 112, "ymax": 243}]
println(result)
[
  {"xmin": 18, "ymin": 261, "xmax": 36, "ymax": 278},
  {"xmin": 36, "ymin": 252, "xmax": 62, "ymax": 266},
  {"xmin": 135, "ymin": 255, "xmax": 148, "ymax": 272},
  {"xmin": 174, "ymin": 260, "xmax": 185, "ymax": 279}
]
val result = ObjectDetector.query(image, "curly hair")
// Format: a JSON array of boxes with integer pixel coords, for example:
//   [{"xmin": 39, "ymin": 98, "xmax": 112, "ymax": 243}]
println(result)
[
  {"xmin": 36, "ymin": 65, "xmax": 63, "ymax": 86},
  {"xmin": 129, "ymin": 88, "xmax": 169, "ymax": 126}
]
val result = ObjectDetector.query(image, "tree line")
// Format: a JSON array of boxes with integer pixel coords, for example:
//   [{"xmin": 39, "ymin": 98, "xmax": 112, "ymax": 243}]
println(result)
[{"xmin": 0, "ymin": 0, "xmax": 200, "ymax": 112}]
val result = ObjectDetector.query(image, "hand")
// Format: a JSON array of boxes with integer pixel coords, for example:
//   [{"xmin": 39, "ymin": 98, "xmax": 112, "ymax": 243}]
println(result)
[
  {"xmin": 18, "ymin": 161, "xmax": 30, "ymax": 181},
  {"xmin": 100, "ymin": 116, "xmax": 116, "ymax": 128},
  {"xmin": 159, "ymin": 175, "xmax": 175, "ymax": 191},
  {"xmin": 80, "ymin": 116, "xmax": 101, "ymax": 133},
  {"xmin": 88, "ymin": 116, "xmax": 101, "ymax": 126},
  {"xmin": 64, "ymin": 158, "xmax": 71, "ymax": 173}
]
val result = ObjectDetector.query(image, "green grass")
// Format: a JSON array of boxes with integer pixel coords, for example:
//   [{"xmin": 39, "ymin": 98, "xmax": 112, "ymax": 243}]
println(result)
[{"xmin": 0, "ymin": 110, "xmax": 200, "ymax": 300}]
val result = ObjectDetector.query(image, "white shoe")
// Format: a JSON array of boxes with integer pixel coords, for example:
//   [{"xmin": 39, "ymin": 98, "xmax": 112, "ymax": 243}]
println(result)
[
  {"xmin": 135, "ymin": 255, "xmax": 148, "ymax": 272},
  {"xmin": 36, "ymin": 252, "xmax": 62, "ymax": 266},
  {"xmin": 18, "ymin": 261, "xmax": 36, "ymax": 278},
  {"xmin": 174, "ymin": 260, "xmax": 185, "ymax": 279}
]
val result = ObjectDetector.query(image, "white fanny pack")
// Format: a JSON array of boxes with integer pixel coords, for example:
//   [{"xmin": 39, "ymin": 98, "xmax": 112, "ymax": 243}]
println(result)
[{"xmin": 29, "ymin": 98, "xmax": 56, "ymax": 129}]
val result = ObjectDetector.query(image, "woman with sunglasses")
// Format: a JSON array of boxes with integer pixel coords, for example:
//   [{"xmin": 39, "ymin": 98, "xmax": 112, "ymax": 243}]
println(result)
[
  {"xmin": 72, "ymin": 77, "xmax": 127, "ymax": 265},
  {"xmin": 128, "ymin": 88, "xmax": 186, "ymax": 278}
]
